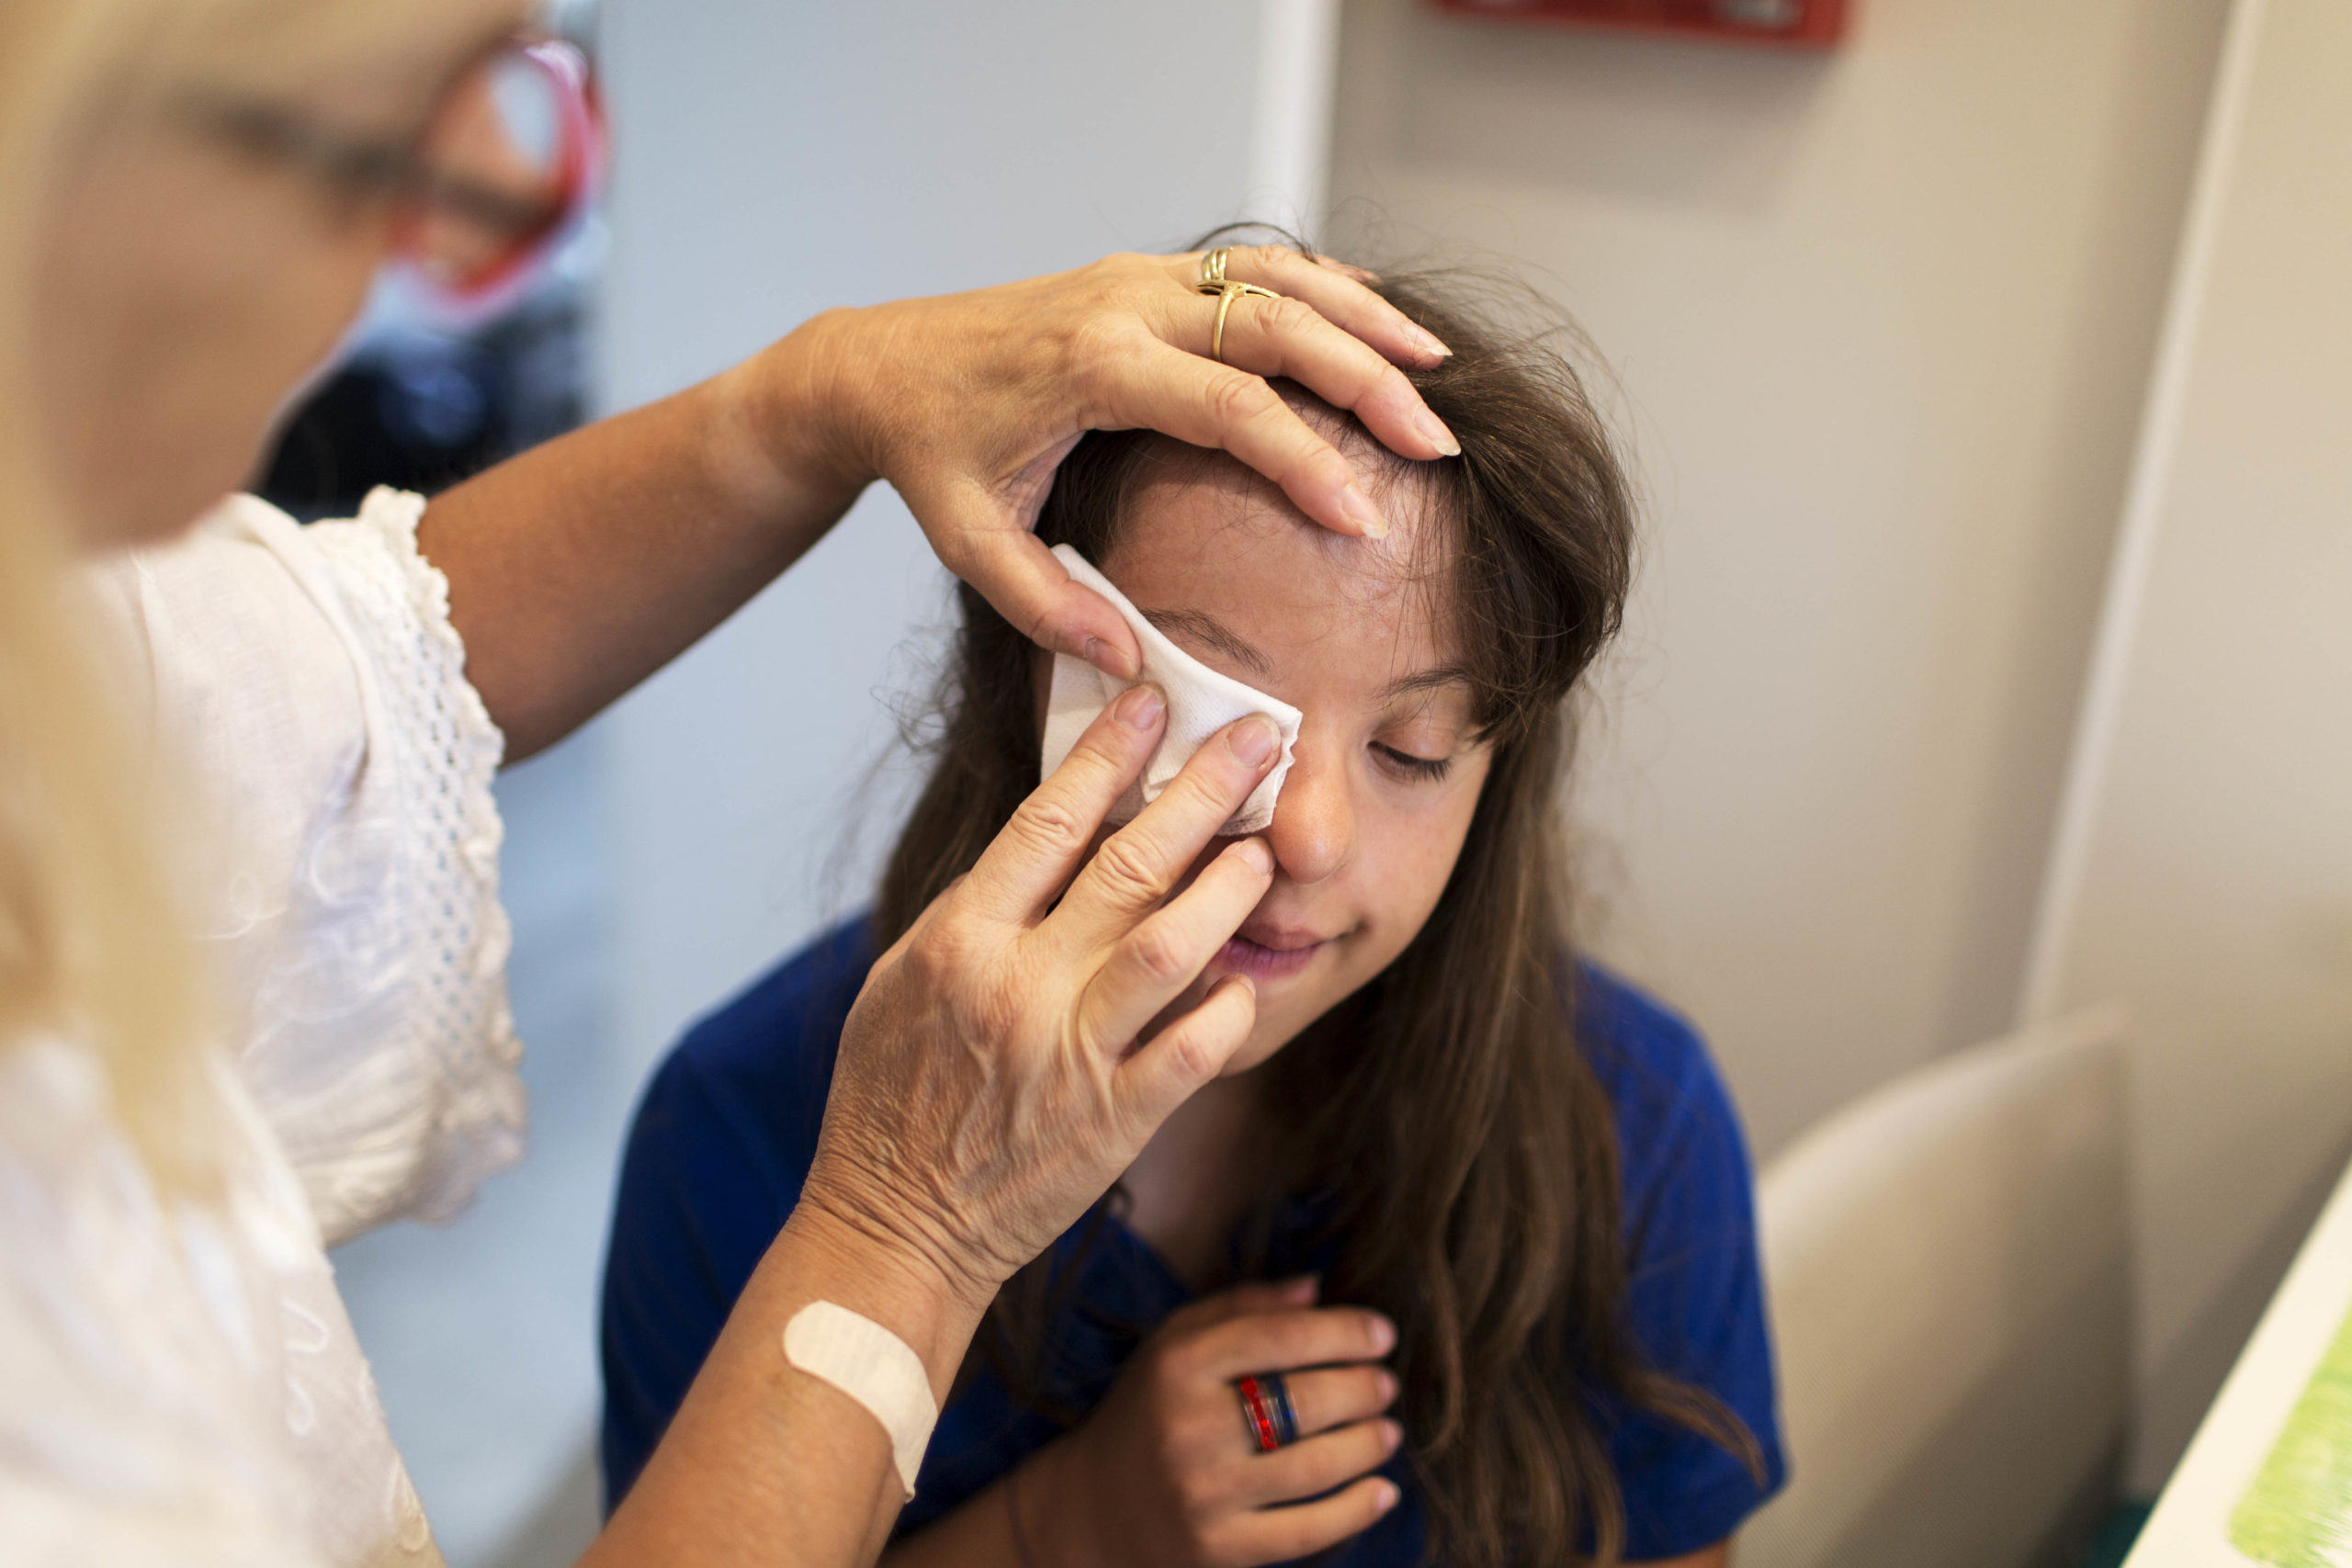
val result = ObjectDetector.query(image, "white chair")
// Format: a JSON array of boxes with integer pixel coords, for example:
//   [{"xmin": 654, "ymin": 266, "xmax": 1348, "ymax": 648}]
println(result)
[{"xmin": 1741, "ymin": 1008, "xmax": 2132, "ymax": 1568}]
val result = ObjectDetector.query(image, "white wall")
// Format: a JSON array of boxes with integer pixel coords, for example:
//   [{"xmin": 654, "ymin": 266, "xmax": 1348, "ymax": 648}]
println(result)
[
  {"xmin": 1325, "ymin": 0, "xmax": 2232, "ymax": 1157},
  {"xmin": 2023, "ymin": 0, "xmax": 2352, "ymax": 1490},
  {"xmin": 596, "ymin": 0, "xmax": 1293, "ymax": 1064}
]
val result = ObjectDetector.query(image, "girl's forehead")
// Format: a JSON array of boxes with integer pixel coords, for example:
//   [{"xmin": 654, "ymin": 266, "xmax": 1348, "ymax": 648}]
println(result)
[{"xmin": 1105, "ymin": 459, "xmax": 1460, "ymax": 676}]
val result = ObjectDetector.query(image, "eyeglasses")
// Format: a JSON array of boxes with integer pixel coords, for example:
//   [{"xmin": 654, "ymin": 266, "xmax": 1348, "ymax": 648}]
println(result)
[{"xmin": 184, "ymin": 37, "xmax": 605, "ymax": 302}]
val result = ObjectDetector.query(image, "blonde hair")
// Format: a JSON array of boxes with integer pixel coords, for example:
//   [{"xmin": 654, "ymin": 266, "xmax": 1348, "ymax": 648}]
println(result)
[
  {"xmin": 0, "ymin": 0, "xmax": 222, "ymax": 1190},
  {"xmin": 0, "ymin": 0, "xmax": 507, "ymax": 1188}
]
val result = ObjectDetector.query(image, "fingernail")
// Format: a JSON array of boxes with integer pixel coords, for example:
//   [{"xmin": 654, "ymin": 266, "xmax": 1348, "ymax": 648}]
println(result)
[
  {"xmin": 1416, "ymin": 409, "xmax": 1462, "ymax": 458},
  {"xmin": 1340, "ymin": 484, "xmax": 1388, "ymax": 539},
  {"xmin": 1374, "ymin": 1479, "xmax": 1401, "ymax": 1513},
  {"xmin": 1375, "ymin": 1369, "xmax": 1398, "ymax": 1403},
  {"xmin": 1085, "ymin": 636, "xmax": 1139, "ymax": 681},
  {"xmin": 1378, "ymin": 1420, "xmax": 1404, "ymax": 1452},
  {"xmin": 1234, "ymin": 836, "xmax": 1275, "ymax": 875},
  {"xmin": 1115, "ymin": 683, "xmax": 1165, "ymax": 729},
  {"xmin": 1415, "ymin": 326, "xmax": 1453, "ymax": 359},
  {"xmin": 1367, "ymin": 1314, "xmax": 1397, "ymax": 1354},
  {"xmin": 1283, "ymin": 1273, "xmax": 1319, "ymax": 1303},
  {"xmin": 1229, "ymin": 715, "xmax": 1281, "ymax": 766}
]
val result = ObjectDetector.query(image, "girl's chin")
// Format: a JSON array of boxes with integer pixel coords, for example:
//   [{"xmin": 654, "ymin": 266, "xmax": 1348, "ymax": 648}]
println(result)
[{"xmin": 1217, "ymin": 1012, "xmax": 1308, "ymax": 1077}]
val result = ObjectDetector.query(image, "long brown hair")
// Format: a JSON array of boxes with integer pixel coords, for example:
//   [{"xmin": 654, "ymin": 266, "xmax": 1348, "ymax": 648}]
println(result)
[{"xmin": 876, "ymin": 268, "xmax": 1755, "ymax": 1565}]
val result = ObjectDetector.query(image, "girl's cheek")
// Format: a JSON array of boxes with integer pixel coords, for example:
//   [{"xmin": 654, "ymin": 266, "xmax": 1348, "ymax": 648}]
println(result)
[
  {"xmin": 1353, "ymin": 797, "xmax": 1453, "ymax": 931},
  {"xmin": 1393, "ymin": 775, "xmax": 1485, "ymax": 915}
]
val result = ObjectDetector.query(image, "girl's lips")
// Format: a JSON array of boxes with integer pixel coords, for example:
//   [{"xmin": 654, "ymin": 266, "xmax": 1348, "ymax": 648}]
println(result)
[{"xmin": 1213, "ymin": 933, "xmax": 1329, "ymax": 982}]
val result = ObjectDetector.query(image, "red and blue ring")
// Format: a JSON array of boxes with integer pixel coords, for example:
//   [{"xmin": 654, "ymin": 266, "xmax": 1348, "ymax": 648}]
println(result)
[{"xmin": 1236, "ymin": 1372, "xmax": 1300, "ymax": 1452}]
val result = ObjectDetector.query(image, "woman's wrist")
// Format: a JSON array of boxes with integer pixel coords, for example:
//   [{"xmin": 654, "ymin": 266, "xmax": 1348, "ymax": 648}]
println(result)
[
  {"xmin": 775, "ymin": 1197, "xmax": 995, "ymax": 1395},
  {"xmin": 707, "ymin": 306, "xmax": 885, "ymax": 532}
]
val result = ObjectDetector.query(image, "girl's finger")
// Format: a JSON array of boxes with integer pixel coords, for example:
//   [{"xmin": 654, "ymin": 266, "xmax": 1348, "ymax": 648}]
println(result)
[
  {"xmin": 1191, "ymin": 1305, "xmax": 1397, "ymax": 1384},
  {"xmin": 1159, "ymin": 1277, "xmax": 1322, "ymax": 1337},
  {"xmin": 1220, "ymin": 1474, "xmax": 1402, "ymax": 1563},
  {"xmin": 1074, "ymin": 836, "xmax": 1275, "ymax": 1056},
  {"xmin": 1274, "ymin": 1362, "xmax": 1398, "ymax": 1440},
  {"xmin": 1237, "ymin": 1418, "xmax": 1403, "ymax": 1510},
  {"xmin": 956, "ymin": 686, "xmax": 1168, "ymax": 924}
]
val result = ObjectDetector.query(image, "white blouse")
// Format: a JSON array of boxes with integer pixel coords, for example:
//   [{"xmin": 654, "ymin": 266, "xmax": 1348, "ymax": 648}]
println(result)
[{"xmin": 0, "ymin": 491, "xmax": 522, "ymax": 1567}]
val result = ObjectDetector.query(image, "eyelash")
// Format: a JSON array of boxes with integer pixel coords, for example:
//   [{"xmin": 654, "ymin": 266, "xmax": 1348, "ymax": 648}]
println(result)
[{"xmin": 1373, "ymin": 743, "xmax": 1453, "ymax": 783}]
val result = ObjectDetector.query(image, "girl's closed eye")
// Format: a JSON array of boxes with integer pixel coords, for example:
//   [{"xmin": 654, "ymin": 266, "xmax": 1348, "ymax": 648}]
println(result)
[{"xmin": 1373, "ymin": 740, "xmax": 1454, "ymax": 783}]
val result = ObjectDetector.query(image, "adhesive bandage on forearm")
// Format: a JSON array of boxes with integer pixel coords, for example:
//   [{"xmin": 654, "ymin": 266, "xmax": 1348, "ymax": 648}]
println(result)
[
  {"xmin": 782, "ymin": 1302, "xmax": 939, "ymax": 1500},
  {"xmin": 1040, "ymin": 545, "xmax": 1302, "ymax": 836}
]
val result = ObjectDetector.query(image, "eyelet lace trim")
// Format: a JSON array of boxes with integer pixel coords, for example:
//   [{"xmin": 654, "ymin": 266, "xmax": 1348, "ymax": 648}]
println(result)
[{"xmin": 289, "ymin": 489, "xmax": 525, "ymax": 1240}]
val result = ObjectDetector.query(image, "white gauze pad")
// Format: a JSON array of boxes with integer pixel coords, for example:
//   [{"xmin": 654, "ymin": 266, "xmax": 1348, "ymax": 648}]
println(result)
[
  {"xmin": 1040, "ymin": 544, "xmax": 1301, "ymax": 836},
  {"xmin": 782, "ymin": 1301, "xmax": 939, "ymax": 1500}
]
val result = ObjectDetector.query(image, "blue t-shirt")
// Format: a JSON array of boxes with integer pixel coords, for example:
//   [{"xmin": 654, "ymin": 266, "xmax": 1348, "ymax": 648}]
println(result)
[{"xmin": 599, "ymin": 919, "xmax": 1785, "ymax": 1562}]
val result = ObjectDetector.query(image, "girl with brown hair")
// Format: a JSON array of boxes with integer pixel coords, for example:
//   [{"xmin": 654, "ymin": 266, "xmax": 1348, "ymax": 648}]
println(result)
[{"xmin": 602, "ymin": 269, "xmax": 1785, "ymax": 1567}]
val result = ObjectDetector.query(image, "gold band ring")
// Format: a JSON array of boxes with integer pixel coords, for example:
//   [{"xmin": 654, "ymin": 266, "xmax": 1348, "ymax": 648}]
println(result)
[
  {"xmin": 1200, "ymin": 246, "xmax": 1232, "ymax": 288},
  {"xmin": 1198, "ymin": 279, "xmax": 1280, "ymax": 364}
]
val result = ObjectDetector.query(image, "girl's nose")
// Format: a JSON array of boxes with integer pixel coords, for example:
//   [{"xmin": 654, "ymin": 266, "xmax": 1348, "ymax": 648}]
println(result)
[{"xmin": 1265, "ymin": 731, "xmax": 1355, "ymax": 885}]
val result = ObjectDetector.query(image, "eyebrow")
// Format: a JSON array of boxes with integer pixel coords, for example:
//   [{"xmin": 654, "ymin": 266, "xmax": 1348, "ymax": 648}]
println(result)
[
  {"xmin": 1138, "ymin": 607, "xmax": 1273, "ymax": 679},
  {"xmin": 1138, "ymin": 605, "xmax": 1476, "ymax": 704},
  {"xmin": 1374, "ymin": 662, "xmax": 1477, "ymax": 704}
]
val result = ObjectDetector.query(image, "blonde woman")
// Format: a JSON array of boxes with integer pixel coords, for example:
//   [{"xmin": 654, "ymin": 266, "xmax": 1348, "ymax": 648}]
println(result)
[{"xmin": 0, "ymin": 2, "xmax": 1453, "ymax": 1564}]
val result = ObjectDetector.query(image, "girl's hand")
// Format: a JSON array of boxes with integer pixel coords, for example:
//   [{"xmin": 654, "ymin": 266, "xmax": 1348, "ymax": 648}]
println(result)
[
  {"xmin": 1024, "ymin": 1279, "xmax": 1406, "ymax": 1568},
  {"xmin": 760, "ymin": 245, "xmax": 1459, "ymax": 679}
]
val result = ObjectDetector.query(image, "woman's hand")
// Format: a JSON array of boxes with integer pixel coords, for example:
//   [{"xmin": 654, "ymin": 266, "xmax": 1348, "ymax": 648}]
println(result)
[
  {"xmin": 602, "ymin": 690, "xmax": 1295, "ymax": 1568},
  {"xmin": 428, "ymin": 245, "xmax": 1453, "ymax": 758},
  {"xmin": 796, "ymin": 684, "xmax": 1289, "ymax": 1314},
  {"xmin": 1020, "ymin": 1280, "xmax": 1405, "ymax": 1568},
  {"xmin": 759, "ymin": 245, "xmax": 1460, "ymax": 678}
]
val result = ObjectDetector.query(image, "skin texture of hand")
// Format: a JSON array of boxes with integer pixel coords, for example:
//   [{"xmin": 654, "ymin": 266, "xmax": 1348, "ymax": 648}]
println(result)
[
  {"xmin": 422, "ymin": 244, "xmax": 1461, "ymax": 757},
  {"xmin": 881, "ymin": 1279, "xmax": 1405, "ymax": 1568},
  {"xmin": 797, "ymin": 683, "xmax": 1289, "ymax": 1309}
]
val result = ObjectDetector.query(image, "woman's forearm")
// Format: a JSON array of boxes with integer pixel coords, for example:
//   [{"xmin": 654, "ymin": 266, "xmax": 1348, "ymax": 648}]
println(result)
[
  {"xmin": 584, "ymin": 1205, "xmax": 991, "ymax": 1568},
  {"xmin": 420, "ymin": 312, "xmax": 869, "ymax": 761}
]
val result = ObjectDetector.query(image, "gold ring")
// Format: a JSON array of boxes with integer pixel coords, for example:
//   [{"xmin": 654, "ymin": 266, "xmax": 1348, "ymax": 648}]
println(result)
[
  {"xmin": 1200, "ymin": 246, "xmax": 1231, "ymax": 288},
  {"xmin": 1198, "ymin": 279, "xmax": 1280, "ymax": 364}
]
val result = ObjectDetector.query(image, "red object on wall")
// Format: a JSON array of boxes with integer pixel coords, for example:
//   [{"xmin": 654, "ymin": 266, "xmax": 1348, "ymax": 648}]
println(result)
[{"xmin": 1430, "ymin": 0, "xmax": 1849, "ymax": 49}]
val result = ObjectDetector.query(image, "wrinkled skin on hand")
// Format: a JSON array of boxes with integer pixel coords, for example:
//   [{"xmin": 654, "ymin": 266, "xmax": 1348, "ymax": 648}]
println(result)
[{"xmin": 797, "ymin": 685, "xmax": 1286, "ymax": 1313}]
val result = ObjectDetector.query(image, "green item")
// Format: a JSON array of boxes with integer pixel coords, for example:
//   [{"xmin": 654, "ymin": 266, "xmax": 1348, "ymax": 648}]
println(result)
[{"xmin": 2230, "ymin": 1301, "xmax": 2352, "ymax": 1567}]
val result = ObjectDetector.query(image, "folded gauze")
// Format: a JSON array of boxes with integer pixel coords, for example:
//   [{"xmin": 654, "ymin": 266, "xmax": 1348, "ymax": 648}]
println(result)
[{"xmin": 1039, "ymin": 544, "xmax": 1302, "ymax": 836}]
